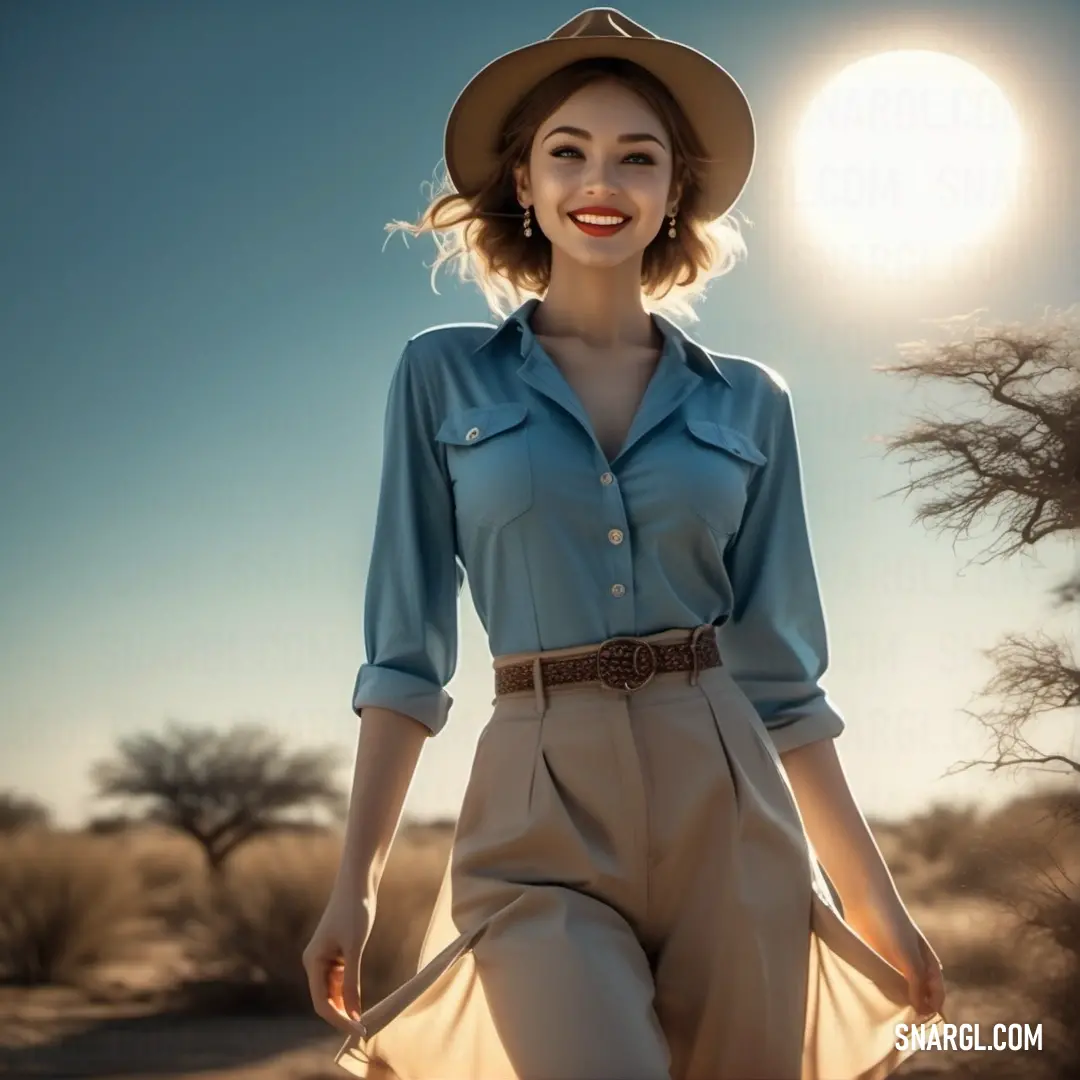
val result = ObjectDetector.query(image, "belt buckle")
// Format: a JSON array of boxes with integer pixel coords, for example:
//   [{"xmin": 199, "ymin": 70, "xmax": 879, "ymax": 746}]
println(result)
[{"xmin": 596, "ymin": 636, "xmax": 657, "ymax": 693}]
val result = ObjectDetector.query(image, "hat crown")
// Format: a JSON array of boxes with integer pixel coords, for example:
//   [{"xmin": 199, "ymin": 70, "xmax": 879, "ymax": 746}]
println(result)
[{"xmin": 549, "ymin": 8, "xmax": 656, "ymax": 42}]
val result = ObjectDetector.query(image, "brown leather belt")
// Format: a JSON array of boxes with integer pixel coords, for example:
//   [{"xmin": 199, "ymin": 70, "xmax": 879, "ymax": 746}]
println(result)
[{"xmin": 494, "ymin": 627, "xmax": 722, "ymax": 696}]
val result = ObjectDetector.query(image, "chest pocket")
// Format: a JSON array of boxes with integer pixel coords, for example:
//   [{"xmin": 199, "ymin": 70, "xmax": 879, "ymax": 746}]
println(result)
[
  {"xmin": 436, "ymin": 403, "xmax": 533, "ymax": 530},
  {"xmin": 684, "ymin": 419, "xmax": 768, "ymax": 535}
]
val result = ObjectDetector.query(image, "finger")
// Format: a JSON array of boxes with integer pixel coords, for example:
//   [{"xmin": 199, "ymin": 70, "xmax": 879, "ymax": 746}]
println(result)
[
  {"xmin": 909, "ymin": 963, "xmax": 932, "ymax": 1014},
  {"xmin": 925, "ymin": 952, "xmax": 945, "ymax": 991},
  {"xmin": 919, "ymin": 936, "xmax": 945, "ymax": 983},
  {"xmin": 306, "ymin": 953, "xmax": 359, "ymax": 1034},
  {"xmin": 326, "ymin": 959, "xmax": 365, "ymax": 1031},
  {"xmin": 927, "ymin": 969, "xmax": 947, "ymax": 1014},
  {"xmin": 327, "ymin": 962, "xmax": 346, "ymax": 1013},
  {"xmin": 918, "ymin": 963, "xmax": 946, "ymax": 1017}
]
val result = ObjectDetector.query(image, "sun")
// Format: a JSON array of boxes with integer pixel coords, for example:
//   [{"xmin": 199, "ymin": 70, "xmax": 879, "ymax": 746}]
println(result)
[{"xmin": 792, "ymin": 50, "xmax": 1023, "ymax": 277}]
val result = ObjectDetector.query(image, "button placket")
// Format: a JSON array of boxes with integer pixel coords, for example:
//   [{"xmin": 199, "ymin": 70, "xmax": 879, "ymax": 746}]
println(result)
[{"xmin": 600, "ymin": 469, "xmax": 631, "ymax": 607}]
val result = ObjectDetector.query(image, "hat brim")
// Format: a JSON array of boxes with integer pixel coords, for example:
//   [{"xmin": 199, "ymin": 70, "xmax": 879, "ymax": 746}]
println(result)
[{"xmin": 444, "ymin": 36, "xmax": 756, "ymax": 221}]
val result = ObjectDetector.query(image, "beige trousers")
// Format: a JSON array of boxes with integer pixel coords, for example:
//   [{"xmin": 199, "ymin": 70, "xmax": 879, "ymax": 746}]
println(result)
[{"xmin": 336, "ymin": 627, "xmax": 936, "ymax": 1080}]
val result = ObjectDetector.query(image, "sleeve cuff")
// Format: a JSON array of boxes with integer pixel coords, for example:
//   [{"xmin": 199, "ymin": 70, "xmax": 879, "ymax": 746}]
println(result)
[
  {"xmin": 352, "ymin": 664, "xmax": 452, "ymax": 736},
  {"xmin": 765, "ymin": 701, "xmax": 845, "ymax": 755}
]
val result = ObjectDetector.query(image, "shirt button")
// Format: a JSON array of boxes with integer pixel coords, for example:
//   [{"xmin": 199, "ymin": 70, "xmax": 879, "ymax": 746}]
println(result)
[
  {"xmin": 611, "ymin": 583, "xmax": 626, "ymax": 597},
  {"xmin": 465, "ymin": 427, "xmax": 480, "ymax": 442},
  {"xmin": 607, "ymin": 528, "xmax": 624, "ymax": 545},
  {"xmin": 600, "ymin": 471, "xmax": 614, "ymax": 485}
]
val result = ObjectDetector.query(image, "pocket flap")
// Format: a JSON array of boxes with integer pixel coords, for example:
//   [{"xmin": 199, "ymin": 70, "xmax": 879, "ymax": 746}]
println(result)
[
  {"xmin": 436, "ymin": 403, "xmax": 528, "ymax": 447},
  {"xmin": 686, "ymin": 419, "xmax": 768, "ymax": 467}
]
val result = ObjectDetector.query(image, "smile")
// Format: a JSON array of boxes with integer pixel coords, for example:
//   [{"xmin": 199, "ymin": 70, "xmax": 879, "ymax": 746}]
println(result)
[{"xmin": 568, "ymin": 212, "xmax": 631, "ymax": 237}]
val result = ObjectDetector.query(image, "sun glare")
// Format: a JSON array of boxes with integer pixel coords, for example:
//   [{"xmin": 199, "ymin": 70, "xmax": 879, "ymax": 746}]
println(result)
[{"xmin": 793, "ymin": 50, "xmax": 1023, "ymax": 277}]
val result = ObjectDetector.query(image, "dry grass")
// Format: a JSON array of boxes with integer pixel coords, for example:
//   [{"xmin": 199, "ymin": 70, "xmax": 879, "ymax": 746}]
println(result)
[{"xmin": 0, "ymin": 828, "xmax": 147, "ymax": 987}]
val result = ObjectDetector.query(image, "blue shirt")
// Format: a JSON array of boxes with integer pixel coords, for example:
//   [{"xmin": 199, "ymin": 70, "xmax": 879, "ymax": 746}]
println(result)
[{"xmin": 353, "ymin": 298, "xmax": 844, "ymax": 754}]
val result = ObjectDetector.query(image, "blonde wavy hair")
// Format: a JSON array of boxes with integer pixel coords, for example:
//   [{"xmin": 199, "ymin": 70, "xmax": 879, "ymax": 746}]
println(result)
[{"xmin": 385, "ymin": 57, "xmax": 750, "ymax": 324}]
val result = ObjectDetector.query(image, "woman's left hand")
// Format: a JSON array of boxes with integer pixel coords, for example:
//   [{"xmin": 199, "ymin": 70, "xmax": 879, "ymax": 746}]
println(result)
[{"xmin": 844, "ymin": 894, "xmax": 947, "ymax": 1019}]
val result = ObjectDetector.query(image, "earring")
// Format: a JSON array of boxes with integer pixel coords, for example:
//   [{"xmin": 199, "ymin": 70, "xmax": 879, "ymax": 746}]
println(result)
[
  {"xmin": 667, "ymin": 209, "xmax": 678, "ymax": 239},
  {"xmin": 523, "ymin": 205, "xmax": 533, "ymax": 238}
]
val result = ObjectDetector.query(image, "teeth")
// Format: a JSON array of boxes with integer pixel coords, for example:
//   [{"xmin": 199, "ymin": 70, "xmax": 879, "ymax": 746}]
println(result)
[{"xmin": 572, "ymin": 213, "xmax": 627, "ymax": 226}]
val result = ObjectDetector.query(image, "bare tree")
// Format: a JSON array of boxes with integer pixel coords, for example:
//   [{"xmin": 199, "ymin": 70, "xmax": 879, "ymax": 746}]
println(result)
[
  {"xmin": 876, "ymin": 305, "xmax": 1080, "ymax": 561},
  {"xmin": 90, "ymin": 720, "xmax": 349, "ymax": 873},
  {"xmin": 875, "ymin": 305, "xmax": 1080, "ymax": 779}
]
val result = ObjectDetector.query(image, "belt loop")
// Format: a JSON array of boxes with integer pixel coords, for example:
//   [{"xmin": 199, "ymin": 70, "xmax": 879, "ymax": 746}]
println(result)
[
  {"xmin": 689, "ymin": 625, "xmax": 705, "ymax": 687},
  {"xmin": 532, "ymin": 656, "xmax": 546, "ymax": 713}
]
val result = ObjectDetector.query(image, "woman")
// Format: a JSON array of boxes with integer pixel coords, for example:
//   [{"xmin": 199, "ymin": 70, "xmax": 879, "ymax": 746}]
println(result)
[{"xmin": 304, "ymin": 8, "xmax": 947, "ymax": 1079}]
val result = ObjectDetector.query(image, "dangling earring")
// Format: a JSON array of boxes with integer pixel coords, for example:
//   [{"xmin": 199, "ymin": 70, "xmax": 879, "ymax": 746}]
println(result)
[
  {"xmin": 523, "ymin": 205, "xmax": 533, "ymax": 238},
  {"xmin": 667, "ymin": 208, "xmax": 678, "ymax": 239}
]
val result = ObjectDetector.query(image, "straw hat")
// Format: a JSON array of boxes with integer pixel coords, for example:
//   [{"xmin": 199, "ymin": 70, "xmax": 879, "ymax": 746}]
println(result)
[{"xmin": 443, "ymin": 7, "xmax": 756, "ymax": 220}]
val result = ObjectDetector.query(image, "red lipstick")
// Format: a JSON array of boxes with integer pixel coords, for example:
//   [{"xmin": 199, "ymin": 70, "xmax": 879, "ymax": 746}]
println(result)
[{"xmin": 568, "ymin": 206, "xmax": 631, "ymax": 238}]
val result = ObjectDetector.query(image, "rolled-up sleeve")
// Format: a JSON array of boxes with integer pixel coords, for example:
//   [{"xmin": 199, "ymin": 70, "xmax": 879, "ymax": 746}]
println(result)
[
  {"xmin": 352, "ymin": 341, "xmax": 463, "ymax": 735},
  {"xmin": 717, "ymin": 377, "xmax": 845, "ymax": 754}
]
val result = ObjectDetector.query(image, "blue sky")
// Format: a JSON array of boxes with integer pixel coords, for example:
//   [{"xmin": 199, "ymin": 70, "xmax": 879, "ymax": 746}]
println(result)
[{"xmin": 2, "ymin": 0, "xmax": 1077, "ymax": 829}]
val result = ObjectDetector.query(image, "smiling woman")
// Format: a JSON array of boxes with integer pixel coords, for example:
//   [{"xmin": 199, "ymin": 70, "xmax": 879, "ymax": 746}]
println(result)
[
  {"xmin": 314, "ymin": 9, "xmax": 947, "ymax": 1080},
  {"xmin": 384, "ymin": 55, "xmax": 748, "ymax": 321},
  {"xmin": 793, "ymin": 49, "xmax": 1023, "ymax": 276}
]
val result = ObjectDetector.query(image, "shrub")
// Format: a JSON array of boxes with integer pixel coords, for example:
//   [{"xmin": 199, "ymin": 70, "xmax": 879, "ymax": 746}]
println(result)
[
  {"xmin": 182, "ymin": 831, "xmax": 341, "ymax": 1012},
  {"xmin": 0, "ymin": 830, "xmax": 145, "ymax": 985},
  {"xmin": 903, "ymin": 803, "xmax": 982, "ymax": 865},
  {"xmin": 85, "ymin": 813, "xmax": 136, "ymax": 835},
  {"xmin": 0, "ymin": 790, "xmax": 51, "ymax": 833}
]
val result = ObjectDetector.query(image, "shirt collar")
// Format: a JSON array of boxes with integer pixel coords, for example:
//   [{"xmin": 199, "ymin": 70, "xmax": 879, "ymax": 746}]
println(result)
[{"xmin": 471, "ymin": 297, "xmax": 732, "ymax": 387}]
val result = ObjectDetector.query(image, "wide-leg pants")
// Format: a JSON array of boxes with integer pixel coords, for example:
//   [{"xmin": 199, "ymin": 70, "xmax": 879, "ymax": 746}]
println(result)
[{"xmin": 335, "ymin": 627, "xmax": 936, "ymax": 1079}]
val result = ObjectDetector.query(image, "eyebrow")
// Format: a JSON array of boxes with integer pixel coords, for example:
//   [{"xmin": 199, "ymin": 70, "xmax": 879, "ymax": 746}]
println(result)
[{"xmin": 541, "ymin": 125, "xmax": 667, "ymax": 149}]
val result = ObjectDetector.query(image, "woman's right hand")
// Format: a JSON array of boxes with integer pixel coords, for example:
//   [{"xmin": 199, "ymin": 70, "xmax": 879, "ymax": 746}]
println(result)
[
  {"xmin": 303, "ymin": 879, "xmax": 375, "ymax": 1035},
  {"xmin": 304, "ymin": 706, "xmax": 427, "ymax": 1034}
]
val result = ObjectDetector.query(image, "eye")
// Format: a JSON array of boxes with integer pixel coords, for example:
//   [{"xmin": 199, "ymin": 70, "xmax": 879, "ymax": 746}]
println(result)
[{"xmin": 548, "ymin": 145, "xmax": 655, "ymax": 165}]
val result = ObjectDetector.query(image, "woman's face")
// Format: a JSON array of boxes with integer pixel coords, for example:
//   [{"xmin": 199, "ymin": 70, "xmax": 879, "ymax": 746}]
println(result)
[{"xmin": 514, "ymin": 78, "xmax": 678, "ymax": 270}]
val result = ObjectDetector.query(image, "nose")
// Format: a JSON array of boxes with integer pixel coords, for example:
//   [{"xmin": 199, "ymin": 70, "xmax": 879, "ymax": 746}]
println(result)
[{"xmin": 580, "ymin": 157, "xmax": 621, "ymax": 197}]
